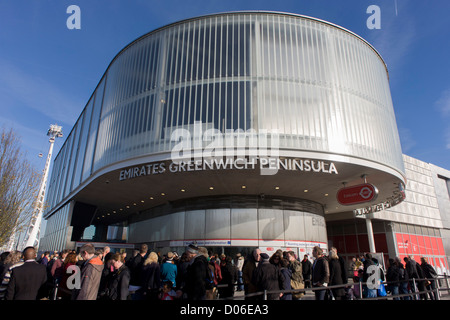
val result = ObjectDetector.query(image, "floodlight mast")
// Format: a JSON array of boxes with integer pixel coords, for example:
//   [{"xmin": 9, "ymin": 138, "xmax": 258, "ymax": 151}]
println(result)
[{"xmin": 23, "ymin": 124, "xmax": 63, "ymax": 249}]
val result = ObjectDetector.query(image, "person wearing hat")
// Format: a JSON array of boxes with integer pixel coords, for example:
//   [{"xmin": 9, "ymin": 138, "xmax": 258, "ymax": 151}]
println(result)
[
  {"xmin": 252, "ymin": 252, "xmax": 285, "ymax": 300},
  {"xmin": 160, "ymin": 252, "xmax": 178, "ymax": 288},
  {"xmin": 182, "ymin": 243, "xmax": 210, "ymax": 300}
]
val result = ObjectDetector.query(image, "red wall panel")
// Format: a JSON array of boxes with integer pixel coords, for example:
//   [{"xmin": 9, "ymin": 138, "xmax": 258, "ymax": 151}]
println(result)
[
  {"xmin": 424, "ymin": 236, "xmax": 432, "ymax": 255},
  {"xmin": 345, "ymin": 234, "xmax": 358, "ymax": 253},
  {"xmin": 430, "ymin": 237, "xmax": 439, "ymax": 255},
  {"xmin": 374, "ymin": 233, "xmax": 388, "ymax": 253},
  {"xmin": 417, "ymin": 235, "xmax": 425, "ymax": 255},
  {"xmin": 357, "ymin": 235, "xmax": 369, "ymax": 253},
  {"xmin": 396, "ymin": 233, "xmax": 406, "ymax": 254}
]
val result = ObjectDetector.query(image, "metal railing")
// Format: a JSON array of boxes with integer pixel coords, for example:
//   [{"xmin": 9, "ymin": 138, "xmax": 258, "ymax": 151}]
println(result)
[
  {"xmin": 43, "ymin": 273, "xmax": 450, "ymax": 301},
  {"xmin": 216, "ymin": 274, "xmax": 450, "ymax": 301}
]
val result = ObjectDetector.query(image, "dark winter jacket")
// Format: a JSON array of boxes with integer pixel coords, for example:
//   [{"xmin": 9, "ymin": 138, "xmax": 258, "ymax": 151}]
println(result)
[
  {"xmin": 252, "ymin": 260, "xmax": 285, "ymax": 300},
  {"xmin": 421, "ymin": 262, "xmax": 437, "ymax": 280},
  {"xmin": 329, "ymin": 258, "xmax": 345, "ymax": 297},
  {"xmin": 106, "ymin": 265, "xmax": 130, "ymax": 300},
  {"xmin": 301, "ymin": 258, "xmax": 312, "ymax": 280},
  {"xmin": 184, "ymin": 255, "xmax": 210, "ymax": 300},
  {"xmin": 405, "ymin": 259, "xmax": 420, "ymax": 279},
  {"xmin": 141, "ymin": 262, "xmax": 161, "ymax": 291},
  {"xmin": 127, "ymin": 254, "xmax": 145, "ymax": 286},
  {"xmin": 312, "ymin": 256, "xmax": 329, "ymax": 287},
  {"xmin": 362, "ymin": 258, "xmax": 375, "ymax": 283},
  {"xmin": 219, "ymin": 261, "xmax": 238, "ymax": 298},
  {"xmin": 242, "ymin": 259, "xmax": 258, "ymax": 294},
  {"xmin": 280, "ymin": 267, "xmax": 292, "ymax": 300},
  {"xmin": 386, "ymin": 264, "xmax": 401, "ymax": 286}
]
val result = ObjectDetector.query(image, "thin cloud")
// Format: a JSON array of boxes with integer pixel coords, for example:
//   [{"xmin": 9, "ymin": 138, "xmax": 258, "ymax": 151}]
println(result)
[
  {"xmin": 436, "ymin": 89, "xmax": 450, "ymax": 150},
  {"xmin": 398, "ymin": 127, "xmax": 416, "ymax": 153},
  {"xmin": 366, "ymin": 1, "xmax": 416, "ymax": 75},
  {"xmin": 446, "ymin": 128, "xmax": 450, "ymax": 150},
  {"xmin": 0, "ymin": 59, "xmax": 81, "ymax": 126},
  {"xmin": 436, "ymin": 89, "xmax": 450, "ymax": 116}
]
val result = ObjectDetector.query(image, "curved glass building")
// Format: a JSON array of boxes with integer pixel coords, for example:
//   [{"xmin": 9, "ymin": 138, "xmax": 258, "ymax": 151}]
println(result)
[{"xmin": 41, "ymin": 11, "xmax": 407, "ymax": 258}]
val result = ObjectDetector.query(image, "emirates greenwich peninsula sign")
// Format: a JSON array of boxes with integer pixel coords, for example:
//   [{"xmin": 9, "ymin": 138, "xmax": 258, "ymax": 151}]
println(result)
[
  {"xmin": 120, "ymin": 121, "xmax": 338, "ymax": 181},
  {"xmin": 119, "ymin": 157, "xmax": 338, "ymax": 181}
]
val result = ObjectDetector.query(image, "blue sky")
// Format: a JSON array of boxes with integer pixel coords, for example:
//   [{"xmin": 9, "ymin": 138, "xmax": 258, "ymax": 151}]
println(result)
[{"xmin": 0, "ymin": 0, "xmax": 449, "ymax": 172}]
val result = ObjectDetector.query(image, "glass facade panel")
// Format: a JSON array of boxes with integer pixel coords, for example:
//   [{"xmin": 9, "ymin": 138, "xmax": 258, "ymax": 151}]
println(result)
[
  {"xmin": 127, "ymin": 198, "xmax": 325, "ymax": 246},
  {"xmin": 230, "ymin": 208, "xmax": 258, "ymax": 240},
  {"xmin": 45, "ymin": 12, "xmax": 404, "ymax": 213},
  {"xmin": 185, "ymin": 210, "xmax": 206, "ymax": 240},
  {"xmin": 83, "ymin": 78, "xmax": 105, "ymax": 180}
]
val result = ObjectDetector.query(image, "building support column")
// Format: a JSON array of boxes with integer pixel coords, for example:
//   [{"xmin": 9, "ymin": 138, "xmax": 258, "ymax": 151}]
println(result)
[{"xmin": 366, "ymin": 218, "xmax": 376, "ymax": 253}]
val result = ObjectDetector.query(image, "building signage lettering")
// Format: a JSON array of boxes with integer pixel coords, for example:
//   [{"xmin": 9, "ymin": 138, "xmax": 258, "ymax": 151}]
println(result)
[
  {"xmin": 119, "ymin": 157, "xmax": 338, "ymax": 181},
  {"xmin": 353, "ymin": 189, "xmax": 405, "ymax": 216}
]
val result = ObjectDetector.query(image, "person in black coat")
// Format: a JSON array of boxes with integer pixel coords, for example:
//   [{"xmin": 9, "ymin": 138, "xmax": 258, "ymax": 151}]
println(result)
[
  {"xmin": 420, "ymin": 257, "xmax": 438, "ymax": 300},
  {"xmin": 386, "ymin": 258, "xmax": 401, "ymax": 300},
  {"xmin": 183, "ymin": 244, "xmax": 210, "ymax": 300},
  {"xmin": 280, "ymin": 258, "xmax": 292, "ymax": 300},
  {"xmin": 301, "ymin": 255, "xmax": 312, "ymax": 288},
  {"xmin": 127, "ymin": 244, "xmax": 148, "ymax": 288},
  {"xmin": 396, "ymin": 257, "xmax": 410, "ymax": 300},
  {"xmin": 404, "ymin": 256, "xmax": 426, "ymax": 300},
  {"xmin": 311, "ymin": 246, "xmax": 329, "ymax": 300},
  {"xmin": 252, "ymin": 253, "xmax": 285, "ymax": 300},
  {"xmin": 141, "ymin": 252, "xmax": 161, "ymax": 300},
  {"xmin": 219, "ymin": 256, "xmax": 238, "ymax": 299},
  {"xmin": 328, "ymin": 250, "xmax": 345, "ymax": 300},
  {"xmin": 105, "ymin": 253, "xmax": 130, "ymax": 300},
  {"xmin": 5, "ymin": 247, "xmax": 47, "ymax": 300}
]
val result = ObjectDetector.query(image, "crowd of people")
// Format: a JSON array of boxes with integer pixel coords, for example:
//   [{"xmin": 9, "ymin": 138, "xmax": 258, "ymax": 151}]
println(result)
[
  {"xmin": 0, "ymin": 244, "xmax": 441, "ymax": 301},
  {"xmin": 348, "ymin": 253, "xmax": 439, "ymax": 300}
]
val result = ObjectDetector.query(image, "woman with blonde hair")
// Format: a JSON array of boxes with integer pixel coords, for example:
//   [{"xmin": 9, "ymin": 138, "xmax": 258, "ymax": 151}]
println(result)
[
  {"xmin": 328, "ymin": 249, "xmax": 345, "ymax": 300},
  {"xmin": 141, "ymin": 252, "xmax": 160, "ymax": 300}
]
